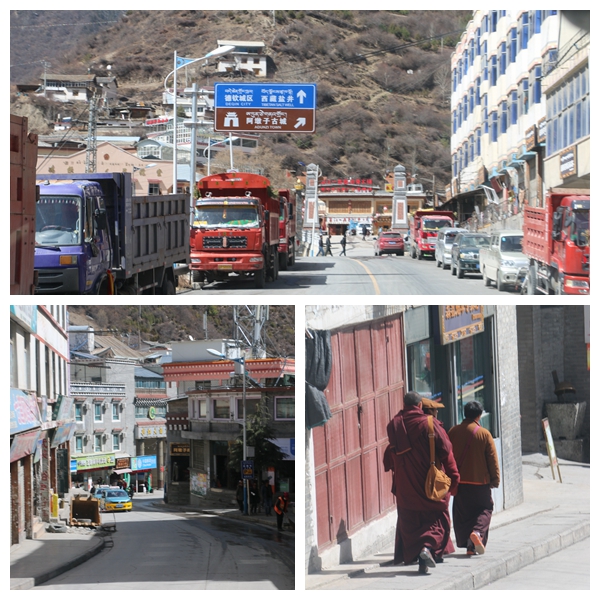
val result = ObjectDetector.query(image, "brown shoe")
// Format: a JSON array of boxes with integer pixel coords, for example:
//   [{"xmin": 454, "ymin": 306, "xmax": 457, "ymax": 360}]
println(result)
[{"xmin": 469, "ymin": 531, "xmax": 485, "ymax": 555}]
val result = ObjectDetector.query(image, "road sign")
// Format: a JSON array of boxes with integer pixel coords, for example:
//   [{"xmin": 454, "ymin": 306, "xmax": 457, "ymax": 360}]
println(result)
[
  {"xmin": 214, "ymin": 83, "xmax": 316, "ymax": 133},
  {"xmin": 241, "ymin": 460, "xmax": 254, "ymax": 480}
]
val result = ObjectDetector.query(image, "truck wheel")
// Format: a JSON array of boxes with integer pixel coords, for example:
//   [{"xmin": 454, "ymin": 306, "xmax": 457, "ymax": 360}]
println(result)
[
  {"xmin": 254, "ymin": 267, "xmax": 265, "ymax": 289},
  {"xmin": 451, "ymin": 260, "xmax": 456, "ymax": 276},
  {"xmin": 288, "ymin": 241, "xmax": 296, "ymax": 267},
  {"xmin": 279, "ymin": 252, "xmax": 288, "ymax": 271},
  {"xmin": 192, "ymin": 270, "xmax": 204, "ymax": 283},
  {"xmin": 411, "ymin": 246, "xmax": 416, "ymax": 259},
  {"xmin": 161, "ymin": 278, "xmax": 176, "ymax": 295},
  {"xmin": 417, "ymin": 250, "xmax": 422, "ymax": 260},
  {"xmin": 118, "ymin": 284, "xmax": 137, "ymax": 295}
]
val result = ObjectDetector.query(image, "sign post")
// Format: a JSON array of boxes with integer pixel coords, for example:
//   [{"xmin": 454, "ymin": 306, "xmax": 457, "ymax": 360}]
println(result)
[
  {"xmin": 214, "ymin": 83, "xmax": 316, "ymax": 133},
  {"xmin": 542, "ymin": 417, "xmax": 562, "ymax": 483}
]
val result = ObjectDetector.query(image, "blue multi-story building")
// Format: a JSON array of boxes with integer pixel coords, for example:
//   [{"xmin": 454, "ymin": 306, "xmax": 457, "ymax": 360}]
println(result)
[{"xmin": 448, "ymin": 11, "xmax": 589, "ymax": 222}]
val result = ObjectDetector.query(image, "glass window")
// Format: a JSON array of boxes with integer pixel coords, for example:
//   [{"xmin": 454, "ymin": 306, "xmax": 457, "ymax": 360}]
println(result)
[
  {"xmin": 501, "ymin": 100, "xmax": 508, "ymax": 134},
  {"xmin": 112, "ymin": 403, "xmax": 120, "ymax": 421},
  {"xmin": 212, "ymin": 398, "xmax": 230, "ymax": 419},
  {"xmin": 275, "ymin": 397, "xmax": 295, "ymax": 420},
  {"xmin": 75, "ymin": 403, "xmax": 83, "ymax": 422},
  {"xmin": 511, "ymin": 90, "xmax": 518, "ymax": 124},
  {"xmin": 236, "ymin": 397, "xmax": 259, "ymax": 419},
  {"xmin": 500, "ymin": 42, "xmax": 507, "ymax": 75},
  {"xmin": 408, "ymin": 339, "xmax": 435, "ymax": 399},
  {"xmin": 112, "ymin": 434, "xmax": 120, "ymax": 451},
  {"xmin": 94, "ymin": 434, "xmax": 102, "ymax": 452},
  {"xmin": 94, "ymin": 403, "xmax": 102, "ymax": 422},
  {"xmin": 75, "ymin": 435, "xmax": 83, "ymax": 453}
]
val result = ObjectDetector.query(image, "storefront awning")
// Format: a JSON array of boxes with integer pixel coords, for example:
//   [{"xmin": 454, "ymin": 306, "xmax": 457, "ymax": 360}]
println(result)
[{"xmin": 113, "ymin": 468, "xmax": 132, "ymax": 474}]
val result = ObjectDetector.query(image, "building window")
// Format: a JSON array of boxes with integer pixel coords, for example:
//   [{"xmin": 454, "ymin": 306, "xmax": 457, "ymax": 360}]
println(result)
[
  {"xmin": 236, "ymin": 397, "xmax": 260, "ymax": 419},
  {"xmin": 275, "ymin": 397, "xmax": 295, "ymax": 420},
  {"xmin": 112, "ymin": 403, "xmax": 120, "ymax": 422},
  {"xmin": 532, "ymin": 65, "xmax": 542, "ymax": 104},
  {"xmin": 94, "ymin": 434, "xmax": 102, "ymax": 452},
  {"xmin": 75, "ymin": 435, "xmax": 83, "ymax": 453},
  {"xmin": 520, "ymin": 11, "xmax": 529, "ymax": 51},
  {"xmin": 519, "ymin": 79, "xmax": 529, "ymax": 116},
  {"xmin": 501, "ymin": 100, "xmax": 508, "ymax": 134},
  {"xmin": 490, "ymin": 111, "xmax": 498, "ymax": 142},
  {"xmin": 75, "ymin": 403, "xmax": 84, "ymax": 422},
  {"xmin": 499, "ymin": 41, "xmax": 507, "ymax": 75},
  {"xmin": 148, "ymin": 183, "xmax": 160, "ymax": 195},
  {"xmin": 509, "ymin": 27, "xmax": 517, "ymax": 63},
  {"xmin": 190, "ymin": 398, "xmax": 207, "ymax": 419},
  {"xmin": 482, "ymin": 94, "xmax": 488, "ymax": 134},
  {"xmin": 112, "ymin": 433, "xmax": 120, "ymax": 451},
  {"xmin": 511, "ymin": 90, "xmax": 518, "ymax": 125},
  {"xmin": 490, "ymin": 55, "xmax": 497, "ymax": 87},
  {"xmin": 212, "ymin": 398, "xmax": 230, "ymax": 419},
  {"xmin": 94, "ymin": 403, "xmax": 102, "ymax": 422},
  {"xmin": 476, "ymin": 128, "xmax": 482, "ymax": 156}
]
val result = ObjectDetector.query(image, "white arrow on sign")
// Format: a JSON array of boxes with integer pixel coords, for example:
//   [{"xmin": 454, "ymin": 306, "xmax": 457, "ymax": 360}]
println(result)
[
  {"xmin": 297, "ymin": 90, "xmax": 307, "ymax": 104},
  {"xmin": 294, "ymin": 118, "xmax": 307, "ymax": 129}
]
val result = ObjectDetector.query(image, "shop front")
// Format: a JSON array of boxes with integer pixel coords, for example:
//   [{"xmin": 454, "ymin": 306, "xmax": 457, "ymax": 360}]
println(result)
[{"xmin": 71, "ymin": 452, "xmax": 116, "ymax": 489}]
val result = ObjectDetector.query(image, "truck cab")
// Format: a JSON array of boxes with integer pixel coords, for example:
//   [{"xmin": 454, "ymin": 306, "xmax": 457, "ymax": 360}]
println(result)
[{"xmin": 35, "ymin": 180, "xmax": 111, "ymax": 294}]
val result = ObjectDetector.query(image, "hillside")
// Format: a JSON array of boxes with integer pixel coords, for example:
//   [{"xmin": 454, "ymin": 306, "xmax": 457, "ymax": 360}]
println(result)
[
  {"xmin": 10, "ymin": 9, "xmax": 472, "ymax": 189},
  {"xmin": 67, "ymin": 305, "xmax": 295, "ymax": 359}
]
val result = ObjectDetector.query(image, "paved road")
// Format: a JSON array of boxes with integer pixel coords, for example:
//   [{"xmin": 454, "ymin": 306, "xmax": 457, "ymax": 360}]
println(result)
[
  {"xmin": 36, "ymin": 500, "xmax": 294, "ymax": 590},
  {"xmin": 480, "ymin": 537, "xmax": 590, "ymax": 590},
  {"xmin": 179, "ymin": 237, "xmax": 516, "ymax": 296}
]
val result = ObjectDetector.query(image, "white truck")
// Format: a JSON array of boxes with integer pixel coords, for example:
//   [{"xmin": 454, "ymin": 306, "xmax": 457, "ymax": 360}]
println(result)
[{"xmin": 479, "ymin": 230, "xmax": 529, "ymax": 291}]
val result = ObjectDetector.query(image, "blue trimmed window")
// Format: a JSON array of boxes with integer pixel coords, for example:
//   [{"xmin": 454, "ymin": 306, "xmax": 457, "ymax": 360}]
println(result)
[
  {"xmin": 500, "ymin": 42, "xmax": 507, "ymax": 75},
  {"xmin": 511, "ymin": 90, "xmax": 518, "ymax": 125},
  {"xmin": 509, "ymin": 28, "xmax": 517, "ymax": 63}
]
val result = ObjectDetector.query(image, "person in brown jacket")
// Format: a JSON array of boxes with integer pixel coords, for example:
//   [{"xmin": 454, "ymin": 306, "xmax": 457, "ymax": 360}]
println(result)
[{"xmin": 448, "ymin": 400, "xmax": 500, "ymax": 556}]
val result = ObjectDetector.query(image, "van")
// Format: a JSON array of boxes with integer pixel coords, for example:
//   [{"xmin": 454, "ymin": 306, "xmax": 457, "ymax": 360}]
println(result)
[{"xmin": 435, "ymin": 227, "xmax": 468, "ymax": 269}]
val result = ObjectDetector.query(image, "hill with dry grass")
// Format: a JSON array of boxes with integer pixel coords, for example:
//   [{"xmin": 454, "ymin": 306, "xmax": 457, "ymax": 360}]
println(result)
[{"xmin": 11, "ymin": 9, "xmax": 472, "ymax": 189}]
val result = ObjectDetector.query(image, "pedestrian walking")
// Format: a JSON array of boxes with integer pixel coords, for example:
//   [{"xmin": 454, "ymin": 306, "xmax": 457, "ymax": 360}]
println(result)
[
  {"xmin": 325, "ymin": 235, "xmax": 333, "ymax": 256},
  {"xmin": 448, "ymin": 400, "xmax": 500, "ymax": 556},
  {"xmin": 261, "ymin": 479, "xmax": 273, "ymax": 516},
  {"xmin": 274, "ymin": 493, "xmax": 288, "ymax": 531},
  {"xmin": 236, "ymin": 480, "xmax": 244, "ymax": 513},
  {"xmin": 317, "ymin": 235, "xmax": 324, "ymax": 256},
  {"xmin": 339, "ymin": 234, "xmax": 347, "ymax": 256},
  {"xmin": 385, "ymin": 391, "xmax": 460, "ymax": 574},
  {"xmin": 250, "ymin": 480, "xmax": 260, "ymax": 514}
]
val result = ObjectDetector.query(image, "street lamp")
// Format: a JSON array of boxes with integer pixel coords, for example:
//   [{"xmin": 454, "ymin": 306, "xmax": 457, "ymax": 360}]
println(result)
[{"xmin": 207, "ymin": 348, "xmax": 249, "ymax": 515}]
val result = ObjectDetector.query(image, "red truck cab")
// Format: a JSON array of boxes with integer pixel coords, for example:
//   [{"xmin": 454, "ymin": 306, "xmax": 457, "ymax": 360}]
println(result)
[
  {"xmin": 409, "ymin": 210, "xmax": 455, "ymax": 260},
  {"xmin": 522, "ymin": 189, "xmax": 589, "ymax": 295},
  {"xmin": 191, "ymin": 172, "xmax": 280, "ymax": 288}
]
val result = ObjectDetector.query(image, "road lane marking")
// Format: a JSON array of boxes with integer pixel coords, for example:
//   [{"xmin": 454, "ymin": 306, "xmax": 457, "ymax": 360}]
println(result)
[{"xmin": 351, "ymin": 259, "xmax": 381, "ymax": 295}]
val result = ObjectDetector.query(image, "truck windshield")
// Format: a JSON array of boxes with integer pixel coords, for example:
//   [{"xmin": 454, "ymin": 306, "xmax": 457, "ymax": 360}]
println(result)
[
  {"xmin": 35, "ymin": 196, "xmax": 82, "ymax": 246},
  {"xmin": 422, "ymin": 219, "xmax": 452, "ymax": 231},
  {"xmin": 569, "ymin": 210, "xmax": 590, "ymax": 246},
  {"xmin": 500, "ymin": 235, "xmax": 523, "ymax": 252},
  {"xmin": 194, "ymin": 205, "xmax": 259, "ymax": 228}
]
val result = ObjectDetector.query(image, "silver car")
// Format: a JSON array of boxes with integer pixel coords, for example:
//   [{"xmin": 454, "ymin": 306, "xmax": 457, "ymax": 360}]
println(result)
[{"xmin": 435, "ymin": 227, "xmax": 468, "ymax": 269}]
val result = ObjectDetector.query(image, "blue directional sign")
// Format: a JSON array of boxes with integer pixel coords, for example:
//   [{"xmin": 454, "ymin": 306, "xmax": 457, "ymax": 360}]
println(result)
[
  {"xmin": 214, "ymin": 83, "xmax": 317, "ymax": 133},
  {"xmin": 215, "ymin": 83, "xmax": 316, "ymax": 109}
]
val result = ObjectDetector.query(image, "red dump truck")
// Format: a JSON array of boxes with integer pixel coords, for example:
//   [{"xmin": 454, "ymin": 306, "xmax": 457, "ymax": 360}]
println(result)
[
  {"xmin": 10, "ymin": 114, "xmax": 38, "ymax": 294},
  {"xmin": 190, "ymin": 172, "xmax": 281, "ymax": 288},
  {"xmin": 522, "ymin": 188, "xmax": 590, "ymax": 295},
  {"xmin": 409, "ymin": 209, "xmax": 455, "ymax": 260}
]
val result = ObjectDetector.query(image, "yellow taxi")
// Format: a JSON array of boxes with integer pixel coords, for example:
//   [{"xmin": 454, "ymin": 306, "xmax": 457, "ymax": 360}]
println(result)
[{"xmin": 100, "ymin": 488, "xmax": 132, "ymax": 512}]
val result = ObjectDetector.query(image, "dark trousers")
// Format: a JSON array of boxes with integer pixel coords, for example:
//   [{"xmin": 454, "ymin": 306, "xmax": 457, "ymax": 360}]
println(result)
[
  {"xmin": 452, "ymin": 483, "xmax": 494, "ymax": 549},
  {"xmin": 276, "ymin": 511, "xmax": 284, "ymax": 530}
]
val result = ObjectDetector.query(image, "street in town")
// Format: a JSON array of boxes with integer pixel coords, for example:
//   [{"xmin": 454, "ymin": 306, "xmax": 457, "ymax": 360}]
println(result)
[
  {"xmin": 11, "ymin": 490, "xmax": 295, "ymax": 590},
  {"xmin": 180, "ymin": 236, "xmax": 509, "ymax": 295}
]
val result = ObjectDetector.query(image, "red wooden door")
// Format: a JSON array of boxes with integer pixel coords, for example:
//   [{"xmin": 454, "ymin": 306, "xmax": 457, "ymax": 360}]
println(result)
[{"xmin": 313, "ymin": 313, "xmax": 405, "ymax": 551}]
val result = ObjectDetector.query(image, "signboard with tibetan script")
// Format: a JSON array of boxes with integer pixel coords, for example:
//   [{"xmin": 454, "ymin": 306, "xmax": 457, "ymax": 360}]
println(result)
[
  {"xmin": 438, "ymin": 305, "xmax": 484, "ymax": 345},
  {"xmin": 214, "ymin": 83, "xmax": 316, "ymax": 133}
]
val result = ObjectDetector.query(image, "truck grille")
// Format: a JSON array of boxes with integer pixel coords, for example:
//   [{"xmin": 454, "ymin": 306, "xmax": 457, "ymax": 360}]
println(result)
[{"xmin": 203, "ymin": 236, "xmax": 248, "ymax": 249}]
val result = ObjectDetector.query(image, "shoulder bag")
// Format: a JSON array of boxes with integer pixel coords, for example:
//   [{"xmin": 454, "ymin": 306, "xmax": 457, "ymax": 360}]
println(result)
[{"xmin": 424, "ymin": 415, "xmax": 452, "ymax": 501}]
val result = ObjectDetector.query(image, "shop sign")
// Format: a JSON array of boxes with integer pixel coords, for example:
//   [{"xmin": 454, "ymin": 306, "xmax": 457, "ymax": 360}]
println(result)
[
  {"xmin": 131, "ymin": 455, "xmax": 157, "ymax": 471},
  {"xmin": 115, "ymin": 457, "xmax": 131, "ymax": 470},
  {"xmin": 438, "ymin": 305, "xmax": 484, "ymax": 345},
  {"xmin": 560, "ymin": 146, "xmax": 576, "ymax": 179},
  {"xmin": 52, "ymin": 395, "xmax": 74, "ymax": 422},
  {"xmin": 76, "ymin": 453, "xmax": 116, "ymax": 471},
  {"xmin": 241, "ymin": 460, "xmax": 254, "ymax": 479},
  {"xmin": 51, "ymin": 422, "xmax": 77, "ymax": 448},
  {"xmin": 273, "ymin": 438, "xmax": 296, "ymax": 460},
  {"xmin": 10, "ymin": 305, "xmax": 37, "ymax": 332},
  {"xmin": 10, "ymin": 388, "xmax": 42, "ymax": 435},
  {"xmin": 136, "ymin": 423, "xmax": 166, "ymax": 438},
  {"xmin": 10, "ymin": 430, "xmax": 42, "ymax": 462},
  {"xmin": 170, "ymin": 443, "xmax": 190, "ymax": 456}
]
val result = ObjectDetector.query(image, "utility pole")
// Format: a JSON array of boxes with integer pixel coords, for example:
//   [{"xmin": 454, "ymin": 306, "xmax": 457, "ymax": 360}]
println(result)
[{"xmin": 85, "ymin": 95, "xmax": 98, "ymax": 173}]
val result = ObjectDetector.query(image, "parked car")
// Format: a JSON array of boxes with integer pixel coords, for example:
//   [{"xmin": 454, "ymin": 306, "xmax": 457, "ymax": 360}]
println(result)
[
  {"xmin": 435, "ymin": 227, "xmax": 468, "ymax": 269},
  {"xmin": 374, "ymin": 231, "xmax": 405, "ymax": 256},
  {"xmin": 100, "ymin": 488, "xmax": 133, "ymax": 512},
  {"xmin": 451, "ymin": 233, "xmax": 490, "ymax": 278},
  {"xmin": 479, "ymin": 230, "xmax": 529, "ymax": 291}
]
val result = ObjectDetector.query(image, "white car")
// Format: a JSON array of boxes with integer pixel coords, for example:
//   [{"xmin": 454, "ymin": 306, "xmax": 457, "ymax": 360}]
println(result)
[{"xmin": 435, "ymin": 227, "xmax": 468, "ymax": 269}]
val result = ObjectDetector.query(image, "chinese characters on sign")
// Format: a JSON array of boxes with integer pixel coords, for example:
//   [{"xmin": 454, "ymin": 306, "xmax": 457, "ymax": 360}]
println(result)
[{"xmin": 439, "ymin": 305, "xmax": 484, "ymax": 345}]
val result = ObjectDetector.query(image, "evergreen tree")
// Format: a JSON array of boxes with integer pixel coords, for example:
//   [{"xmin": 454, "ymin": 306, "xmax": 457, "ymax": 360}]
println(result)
[{"xmin": 228, "ymin": 397, "xmax": 286, "ymax": 478}]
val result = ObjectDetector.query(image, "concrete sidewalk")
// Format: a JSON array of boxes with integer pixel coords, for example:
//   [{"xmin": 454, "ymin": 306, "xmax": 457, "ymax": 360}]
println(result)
[
  {"xmin": 305, "ymin": 454, "xmax": 590, "ymax": 590},
  {"xmin": 10, "ymin": 488, "xmax": 294, "ymax": 590}
]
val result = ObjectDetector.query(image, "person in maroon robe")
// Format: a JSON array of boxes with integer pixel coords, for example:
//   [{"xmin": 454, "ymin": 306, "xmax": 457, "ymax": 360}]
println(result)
[{"xmin": 386, "ymin": 391, "xmax": 460, "ymax": 574}]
